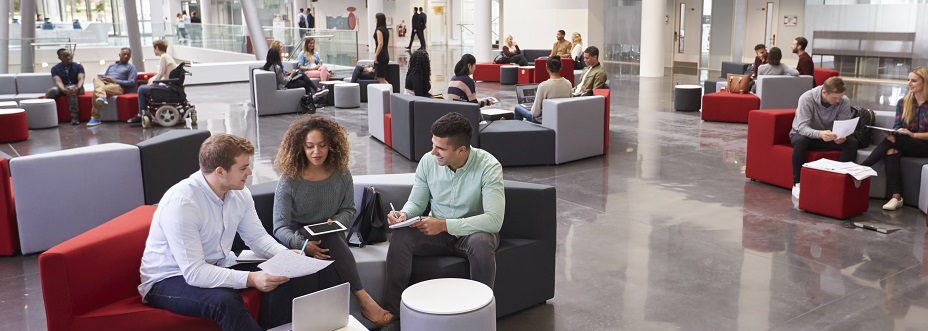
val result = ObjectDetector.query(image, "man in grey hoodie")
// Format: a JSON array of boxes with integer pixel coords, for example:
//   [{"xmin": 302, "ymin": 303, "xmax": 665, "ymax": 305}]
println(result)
[{"xmin": 789, "ymin": 77, "xmax": 858, "ymax": 198}]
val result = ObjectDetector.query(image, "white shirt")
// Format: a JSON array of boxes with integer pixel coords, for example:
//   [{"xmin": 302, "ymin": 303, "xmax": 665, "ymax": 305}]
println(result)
[
  {"xmin": 570, "ymin": 43, "xmax": 583, "ymax": 59},
  {"xmin": 138, "ymin": 171, "xmax": 288, "ymax": 301}
]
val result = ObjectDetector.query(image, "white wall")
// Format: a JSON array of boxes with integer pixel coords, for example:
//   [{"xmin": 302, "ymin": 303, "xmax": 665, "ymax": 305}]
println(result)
[
  {"xmin": 315, "ymin": 0, "xmax": 369, "ymax": 48},
  {"xmin": 501, "ymin": 0, "xmax": 591, "ymax": 50}
]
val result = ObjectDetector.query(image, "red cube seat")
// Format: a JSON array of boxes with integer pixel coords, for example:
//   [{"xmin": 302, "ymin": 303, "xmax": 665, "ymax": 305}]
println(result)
[
  {"xmin": 473, "ymin": 63, "xmax": 506, "ymax": 82},
  {"xmin": 745, "ymin": 109, "xmax": 842, "ymax": 189},
  {"xmin": 593, "ymin": 89, "xmax": 611, "ymax": 154},
  {"xmin": 533, "ymin": 57, "xmax": 575, "ymax": 86},
  {"xmin": 384, "ymin": 113, "xmax": 393, "ymax": 147},
  {"xmin": 813, "ymin": 68, "xmax": 839, "ymax": 87},
  {"xmin": 798, "ymin": 167, "xmax": 870, "ymax": 219},
  {"xmin": 0, "ymin": 156, "xmax": 17, "ymax": 256},
  {"xmin": 701, "ymin": 92, "xmax": 760, "ymax": 123}
]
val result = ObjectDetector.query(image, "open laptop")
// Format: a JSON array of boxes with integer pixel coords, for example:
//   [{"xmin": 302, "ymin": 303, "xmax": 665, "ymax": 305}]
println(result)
[
  {"xmin": 515, "ymin": 83, "xmax": 539, "ymax": 109},
  {"xmin": 270, "ymin": 283, "xmax": 352, "ymax": 331}
]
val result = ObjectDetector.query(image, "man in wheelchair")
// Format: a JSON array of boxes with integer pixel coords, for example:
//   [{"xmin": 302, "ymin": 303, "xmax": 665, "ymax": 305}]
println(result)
[{"xmin": 129, "ymin": 40, "xmax": 176, "ymax": 124}]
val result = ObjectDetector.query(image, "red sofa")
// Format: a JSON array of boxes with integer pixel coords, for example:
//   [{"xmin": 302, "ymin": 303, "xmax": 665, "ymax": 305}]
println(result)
[
  {"xmin": 51, "ymin": 72, "xmax": 154, "ymax": 122},
  {"xmin": 0, "ymin": 156, "xmax": 16, "ymax": 256},
  {"xmin": 534, "ymin": 57, "xmax": 575, "ymax": 86},
  {"xmin": 745, "ymin": 109, "xmax": 841, "ymax": 189},
  {"xmin": 701, "ymin": 92, "xmax": 760, "ymax": 123},
  {"xmin": 813, "ymin": 68, "xmax": 839, "ymax": 87},
  {"xmin": 40, "ymin": 206, "xmax": 262, "ymax": 331},
  {"xmin": 473, "ymin": 62, "xmax": 506, "ymax": 82},
  {"xmin": 593, "ymin": 89, "xmax": 611, "ymax": 154}
]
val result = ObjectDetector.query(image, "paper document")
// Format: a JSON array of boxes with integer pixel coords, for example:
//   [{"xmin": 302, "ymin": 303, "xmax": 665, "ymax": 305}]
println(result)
[
  {"xmin": 802, "ymin": 158, "xmax": 878, "ymax": 181},
  {"xmin": 832, "ymin": 117, "xmax": 859, "ymax": 139},
  {"xmin": 236, "ymin": 250, "xmax": 267, "ymax": 263},
  {"xmin": 865, "ymin": 125, "xmax": 898, "ymax": 133},
  {"xmin": 388, "ymin": 216, "xmax": 422, "ymax": 229},
  {"xmin": 258, "ymin": 251, "xmax": 333, "ymax": 278}
]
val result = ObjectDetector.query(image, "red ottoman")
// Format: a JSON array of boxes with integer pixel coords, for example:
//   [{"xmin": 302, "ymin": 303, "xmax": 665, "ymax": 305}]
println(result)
[
  {"xmin": 473, "ymin": 63, "xmax": 505, "ymax": 82},
  {"xmin": 533, "ymin": 57, "xmax": 574, "ymax": 85},
  {"xmin": 813, "ymin": 68, "xmax": 839, "ymax": 87},
  {"xmin": 518, "ymin": 66, "xmax": 535, "ymax": 84},
  {"xmin": 0, "ymin": 156, "xmax": 17, "ymax": 256},
  {"xmin": 117, "ymin": 93, "xmax": 140, "ymax": 121},
  {"xmin": 798, "ymin": 167, "xmax": 870, "ymax": 219},
  {"xmin": 44, "ymin": 91, "xmax": 93, "ymax": 122},
  {"xmin": 701, "ymin": 92, "xmax": 760, "ymax": 123},
  {"xmin": 0, "ymin": 109, "xmax": 28, "ymax": 143}
]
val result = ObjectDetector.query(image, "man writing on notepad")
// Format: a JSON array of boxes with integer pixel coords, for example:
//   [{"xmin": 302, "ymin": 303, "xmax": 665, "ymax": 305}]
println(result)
[
  {"xmin": 382, "ymin": 112, "xmax": 505, "ymax": 328},
  {"xmin": 789, "ymin": 77, "xmax": 858, "ymax": 199},
  {"xmin": 139, "ymin": 134, "xmax": 295, "ymax": 331}
]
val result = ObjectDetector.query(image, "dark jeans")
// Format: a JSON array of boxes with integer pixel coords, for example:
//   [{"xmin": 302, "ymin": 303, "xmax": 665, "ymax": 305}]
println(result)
[
  {"xmin": 136, "ymin": 84, "xmax": 171, "ymax": 116},
  {"xmin": 286, "ymin": 75, "xmax": 320, "ymax": 95},
  {"xmin": 861, "ymin": 134, "xmax": 928, "ymax": 197},
  {"xmin": 350, "ymin": 65, "xmax": 375, "ymax": 83},
  {"xmin": 513, "ymin": 104, "xmax": 540, "ymax": 123},
  {"xmin": 416, "ymin": 29, "xmax": 426, "ymax": 49},
  {"xmin": 508, "ymin": 54, "xmax": 529, "ymax": 66},
  {"xmin": 791, "ymin": 134, "xmax": 859, "ymax": 184},
  {"xmin": 384, "ymin": 228, "xmax": 499, "ymax": 314},
  {"xmin": 294, "ymin": 228, "xmax": 365, "ymax": 292},
  {"xmin": 45, "ymin": 85, "xmax": 82, "ymax": 120}
]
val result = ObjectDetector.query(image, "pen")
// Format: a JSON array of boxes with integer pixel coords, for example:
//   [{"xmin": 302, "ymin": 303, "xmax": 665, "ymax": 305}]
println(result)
[
  {"xmin": 389, "ymin": 203, "xmax": 399, "ymax": 219},
  {"xmin": 299, "ymin": 239, "xmax": 309, "ymax": 256}
]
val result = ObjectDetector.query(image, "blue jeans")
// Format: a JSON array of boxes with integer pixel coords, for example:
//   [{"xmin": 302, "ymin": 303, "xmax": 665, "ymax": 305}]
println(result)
[
  {"xmin": 137, "ymin": 85, "xmax": 171, "ymax": 116},
  {"xmin": 145, "ymin": 276, "xmax": 263, "ymax": 331},
  {"xmin": 513, "ymin": 104, "xmax": 540, "ymax": 124}
]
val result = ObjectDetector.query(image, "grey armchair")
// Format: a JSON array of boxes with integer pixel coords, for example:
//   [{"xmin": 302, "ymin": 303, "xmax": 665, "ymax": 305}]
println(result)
[
  {"xmin": 704, "ymin": 61, "xmax": 751, "ymax": 95},
  {"xmin": 755, "ymin": 75, "xmax": 814, "ymax": 109},
  {"xmin": 253, "ymin": 70, "xmax": 303, "ymax": 116},
  {"xmin": 389, "ymin": 94, "xmax": 481, "ymax": 161},
  {"xmin": 542, "ymin": 96, "xmax": 606, "ymax": 164}
]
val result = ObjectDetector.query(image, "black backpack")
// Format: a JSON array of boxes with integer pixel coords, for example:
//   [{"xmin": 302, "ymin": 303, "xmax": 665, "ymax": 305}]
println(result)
[
  {"xmin": 299, "ymin": 15, "xmax": 306, "ymax": 28},
  {"xmin": 345, "ymin": 186, "xmax": 388, "ymax": 247},
  {"xmin": 851, "ymin": 106, "xmax": 875, "ymax": 149}
]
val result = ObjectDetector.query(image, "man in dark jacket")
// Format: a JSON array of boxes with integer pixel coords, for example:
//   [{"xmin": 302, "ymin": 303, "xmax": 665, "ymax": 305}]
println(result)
[
  {"xmin": 416, "ymin": 7, "xmax": 427, "ymax": 50},
  {"xmin": 406, "ymin": 7, "xmax": 420, "ymax": 50}
]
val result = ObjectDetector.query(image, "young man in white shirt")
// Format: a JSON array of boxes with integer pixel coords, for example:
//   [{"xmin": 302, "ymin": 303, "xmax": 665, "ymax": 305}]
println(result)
[{"xmin": 138, "ymin": 134, "xmax": 293, "ymax": 331}]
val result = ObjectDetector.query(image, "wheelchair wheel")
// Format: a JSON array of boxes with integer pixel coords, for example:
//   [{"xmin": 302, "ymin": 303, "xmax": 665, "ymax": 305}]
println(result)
[
  {"xmin": 155, "ymin": 105, "xmax": 181, "ymax": 127},
  {"xmin": 141, "ymin": 115, "xmax": 151, "ymax": 129}
]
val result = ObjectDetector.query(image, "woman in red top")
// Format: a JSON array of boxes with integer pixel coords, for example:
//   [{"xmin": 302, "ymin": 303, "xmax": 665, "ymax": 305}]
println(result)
[{"xmin": 501, "ymin": 35, "xmax": 528, "ymax": 66}]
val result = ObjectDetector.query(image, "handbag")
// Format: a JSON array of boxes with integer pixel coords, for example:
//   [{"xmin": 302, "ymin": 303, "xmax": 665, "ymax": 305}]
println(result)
[
  {"xmin": 726, "ymin": 73, "xmax": 751, "ymax": 94},
  {"xmin": 345, "ymin": 186, "xmax": 388, "ymax": 247},
  {"xmin": 300, "ymin": 95, "xmax": 316, "ymax": 114},
  {"xmin": 494, "ymin": 53, "xmax": 510, "ymax": 64}
]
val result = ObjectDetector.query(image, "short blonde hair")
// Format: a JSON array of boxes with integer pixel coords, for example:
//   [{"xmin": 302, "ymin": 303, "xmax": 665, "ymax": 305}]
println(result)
[
  {"xmin": 153, "ymin": 39, "xmax": 168, "ymax": 52},
  {"xmin": 199, "ymin": 134, "xmax": 255, "ymax": 173}
]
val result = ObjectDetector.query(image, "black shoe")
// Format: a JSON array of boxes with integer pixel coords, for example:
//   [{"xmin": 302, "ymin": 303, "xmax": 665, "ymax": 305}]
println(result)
[
  {"xmin": 127, "ymin": 116, "xmax": 143, "ymax": 124},
  {"xmin": 404, "ymin": 46, "xmax": 411, "ymax": 50}
]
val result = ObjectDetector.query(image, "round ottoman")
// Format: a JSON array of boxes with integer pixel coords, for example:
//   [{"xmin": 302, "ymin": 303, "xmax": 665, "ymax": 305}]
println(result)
[
  {"xmin": 19, "ymin": 99, "xmax": 59, "ymax": 129},
  {"xmin": 320, "ymin": 80, "xmax": 346, "ymax": 106},
  {"xmin": 499, "ymin": 66, "xmax": 518, "ymax": 85},
  {"xmin": 0, "ymin": 101, "xmax": 18, "ymax": 109},
  {"xmin": 400, "ymin": 278, "xmax": 496, "ymax": 331},
  {"xmin": 334, "ymin": 83, "xmax": 361, "ymax": 109},
  {"xmin": 0, "ymin": 109, "xmax": 29, "ymax": 143},
  {"xmin": 674, "ymin": 84, "xmax": 702, "ymax": 112}
]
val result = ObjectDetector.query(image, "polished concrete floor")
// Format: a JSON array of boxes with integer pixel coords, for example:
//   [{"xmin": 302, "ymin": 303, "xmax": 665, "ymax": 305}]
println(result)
[{"xmin": 2, "ymin": 46, "xmax": 927, "ymax": 331}]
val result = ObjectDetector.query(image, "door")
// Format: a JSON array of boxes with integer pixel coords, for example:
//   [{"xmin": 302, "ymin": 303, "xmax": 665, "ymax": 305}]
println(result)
[
  {"xmin": 673, "ymin": 0, "xmax": 703, "ymax": 69},
  {"xmin": 743, "ymin": 0, "xmax": 778, "ymax": 63}
]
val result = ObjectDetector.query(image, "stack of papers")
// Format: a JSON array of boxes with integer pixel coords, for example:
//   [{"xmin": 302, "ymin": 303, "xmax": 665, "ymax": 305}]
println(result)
[
  {"xmin": 258, "ymin": 251, "xmax": 334, "ymax": 278},
  {"xmin": 802, "ymin": 159, "xmax": 877, "ymax": 181}
]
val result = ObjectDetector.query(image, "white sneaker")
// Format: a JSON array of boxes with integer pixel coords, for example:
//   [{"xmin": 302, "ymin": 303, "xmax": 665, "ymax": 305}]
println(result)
[
  {"xmin": 791, "ymin": 183, "xmax": 800, "ymax": 199},
  {"xmin": 882, "ymin": 198, "xmax": 904, "ymax": 211}
]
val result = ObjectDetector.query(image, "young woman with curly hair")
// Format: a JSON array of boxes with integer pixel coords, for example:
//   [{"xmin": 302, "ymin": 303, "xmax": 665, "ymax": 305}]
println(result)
[
  {"xmin": 405, "ymin": 49, "xmax": 431, "ymax": 97},
  {"xmin": 272, "ymin": 115, "xmax": 393, "ymax": 326}
]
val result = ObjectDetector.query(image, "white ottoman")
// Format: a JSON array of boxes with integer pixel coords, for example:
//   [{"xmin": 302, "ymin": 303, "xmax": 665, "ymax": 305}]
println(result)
[
  {"xmin": 0, "ymin": 101, "xmax": 18, "ymax": 109},
  {"xmin": 400, "ymin": 278, "xmax": 496, "ymax": 331},
  {"xmin": 19, "ymin": 99, "xmax": 58, "ymax": 129},
  {"xmin": 334, "ymin": 83, "xmax": 361, "ymax": 109}
]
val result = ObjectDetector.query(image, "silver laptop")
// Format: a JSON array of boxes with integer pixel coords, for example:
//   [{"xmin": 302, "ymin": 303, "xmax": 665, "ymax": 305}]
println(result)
[
  {"xmin": 515, "ymin": 84, "xmax": 539, "ymax": 108},
  {"xmin": 274, "ymin": 283, "xmax": 350, "ymax": 331}
]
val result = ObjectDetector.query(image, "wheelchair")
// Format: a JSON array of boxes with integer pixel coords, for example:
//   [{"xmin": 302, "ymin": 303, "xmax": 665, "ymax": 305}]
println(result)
[{"xmin": 141, "ymin": 62, "xmax": 197, "ymax": 129}]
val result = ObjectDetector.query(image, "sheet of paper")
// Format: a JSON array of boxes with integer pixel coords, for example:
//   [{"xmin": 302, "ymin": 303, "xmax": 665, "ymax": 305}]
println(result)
[
  {"xmin": 388, "ymin": 216, "xmax": 421, "ymax": 229},
  {"xmin": 236, "ymin": 250, "xmax": 267, "ymax": 263},
  {"xmin": 258, "ymin": 251, "xmax": 333, "ymax": 278},
  {"xmin": 832, "ymin": 117, "xmax": 859, "ymax": 139},
  {"xmin": 802, "ymin": 159, "xmax": 878, "ymax": 181}
]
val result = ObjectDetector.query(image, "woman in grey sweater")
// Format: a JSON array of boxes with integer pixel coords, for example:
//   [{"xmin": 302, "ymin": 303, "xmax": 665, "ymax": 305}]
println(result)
[
  {"xmin": 752, "ymin": 47, "xmax": 799, "ymax": 92},
  {"xmin": 272, "ymin": 115, "xmax": 393, "ymax": 326}
]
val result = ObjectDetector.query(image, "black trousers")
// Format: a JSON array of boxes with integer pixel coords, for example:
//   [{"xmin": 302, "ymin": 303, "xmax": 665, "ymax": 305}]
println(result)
[
  {"xmin": 790, "ymin": 134, "xmax": 859, "ymax": 184},
  {"xmin": 407, "ymin": 30, "xmax": 417, "ymax": 48},
  {"xmin": 285, "ymin": 75, "xmax": 319, "ymax": 95},
  {"xmin": 415, "ymin": 29, "xmax": 426, "ymax": 49},
  {"xmin": 508, "ymin": 54, "xmax": 528, "ymax": 66},
  {"xmin": 861, "ymin": 134, "xmax": 928, "ymax": 197}
]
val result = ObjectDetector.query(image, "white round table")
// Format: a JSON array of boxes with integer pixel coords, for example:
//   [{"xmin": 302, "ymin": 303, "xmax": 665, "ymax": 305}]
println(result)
[
  {"xmin": 19, "ymin": 99, "xmax": 58, "ymax": 129},
  {"xmin": 0, "ymin": 101, "xmax": 18, "ymax": 109},
  {"xmin": 400, "ymin": 278, "xmax": 496, "ymax": 330}
]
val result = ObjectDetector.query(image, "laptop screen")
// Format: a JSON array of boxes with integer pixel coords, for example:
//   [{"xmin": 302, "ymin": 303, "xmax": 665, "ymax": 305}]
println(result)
[{"xmin": 515, "ymin": 84, "xmax": 539, "ymax": 104}]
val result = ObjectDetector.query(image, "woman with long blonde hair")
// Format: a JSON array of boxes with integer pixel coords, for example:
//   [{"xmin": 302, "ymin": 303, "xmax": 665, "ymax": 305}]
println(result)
[
  {"xmin": 570, "ymin": 32, "xmax": 584, "ymax": 69},
  {"xmin": 860, "ymin": 66, "xmax": 928, "ymax": 210},
  {"xmin": 500, "ymin": 34, "xmax": 528, "ymax": 66},
  {"xmin": 297, "ymin": 37, "xmax": 333, "ymax": 81}
]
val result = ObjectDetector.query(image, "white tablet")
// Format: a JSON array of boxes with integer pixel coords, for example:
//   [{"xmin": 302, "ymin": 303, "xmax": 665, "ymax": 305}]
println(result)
[
  {"xmin": 388, "ymin": 216, "xmax": 422, "ymax": 229},
  {"xmin": 304, "ymin": 221, "xmax": 348, "ymax": 236}
]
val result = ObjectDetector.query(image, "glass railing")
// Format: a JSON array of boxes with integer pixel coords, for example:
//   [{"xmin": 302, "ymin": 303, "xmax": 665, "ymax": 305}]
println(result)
[
  {"xmin": 0, "ymin": 37, "xmax": 79, "ymax": 74},
  {"xmin": 268, "ymin": 28, "xmax": 359, "ymax": 69}
]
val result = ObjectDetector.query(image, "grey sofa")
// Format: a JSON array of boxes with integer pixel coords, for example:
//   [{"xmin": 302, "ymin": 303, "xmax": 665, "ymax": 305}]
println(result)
[
  {"xmin": 136, "ymin": 130, "xmax": 211, "ymax": 205},
  {"xmin": 389, "ymin": 94, "xmax": 481, "ymax": 161},
  {"xmin": 239, "ymin": 173, "xmax": 556, "ymax": 328},
  {"xmin": 704, "ymin": 61, "xmax": 751, "ymax": 95},
  {"xmin": 253, "ymin": 70, "xmax": 303, "ymax": 116},
  {"xmin": 367, "ymin": 84, "xmax": 393, "ymax": 145},
  {"xmin": 521, "ymin": 49, "xmax": 552, "ymax": 61},
  {"xmin": 543, "ymin": 96, "xmax": 606, "ymax": 164},
  {"xmin": 755, "ymin": 75, "xmax": 814, "ymax": 109},
  {"xmin": 358, "ymin": 62, "xmax": 400, "ymax": 102},
  {"xmin": 15, "ymin": 73, "xmax": 56, "ymax": 101},
  {"xmin": 479, "ymin": 120, "xmax": 556, "ymax": 166},
  {"xmin": 0, "ymin": 74, "xmax": 16, "ymax": 101}
]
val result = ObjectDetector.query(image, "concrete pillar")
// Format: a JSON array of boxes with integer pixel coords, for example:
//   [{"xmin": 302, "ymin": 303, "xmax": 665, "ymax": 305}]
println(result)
[
  {"xmin": 200, "ymin": 0, "xmax": 213, "ymax": 24},
  {"xmin": 20, "ymin": 0, "xmax": 36, "ymax": 73},
  {"xmin": 241, "ymin": 0, "xmax": 268, "ymax": 60},
  {"xmin": 474, "ymin": 0, "xmax": 492, "ymax": 62},
  {"xmin": 47, "ymin": 0, "xmax": 61, "ymax": 22},
  {"xmin": 150, "ymin": 0, "xmax": 165, "ymax": 37},
  {"xmin": 368, "ymin": 0, "xmax": 384, "ymax": 59},
  {"xmin": 497, "ymin": 0, "xmax": 504, "ymax": 48},
  {"xmin": 640, "ymin": 0, "xmax": 665, "ymax": 77},
  {"xmin": 0, "ymin": 0, "xmax": 9, "ymax": 73},
  {"xmin": 123, "ymin": 0, "xmax": 145, "ymax": 71}
]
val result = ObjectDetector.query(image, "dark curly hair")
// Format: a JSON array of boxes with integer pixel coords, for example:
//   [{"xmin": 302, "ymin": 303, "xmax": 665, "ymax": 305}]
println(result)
[
  {"xmin": 274, "ymin": 115, "xmax": 350, "ymax": 179},
  {"xmin": 408, "ymin": 49, "xmax": 431, "ymax": 81},
  {"xmin": 431, "ymin": 112, "xmax": 472, "ymax": 150}
]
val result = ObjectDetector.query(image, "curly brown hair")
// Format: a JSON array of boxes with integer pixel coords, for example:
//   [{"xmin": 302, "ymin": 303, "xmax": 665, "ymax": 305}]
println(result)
[{"xmin": 274, "ymin": 115, "xmax": 350, "ymax": 179}]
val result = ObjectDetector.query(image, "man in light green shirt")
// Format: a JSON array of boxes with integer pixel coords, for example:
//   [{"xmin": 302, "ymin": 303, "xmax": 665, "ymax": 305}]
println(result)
[{"xmin": 382, "ymin": 112, "xmax": 505, "ymax": 318}]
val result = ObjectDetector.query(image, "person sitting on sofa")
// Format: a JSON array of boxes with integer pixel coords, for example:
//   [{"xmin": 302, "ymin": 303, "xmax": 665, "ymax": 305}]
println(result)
[
  {"xmin": 550, "ymin": 30, "xmax": 572, "ymax": 58},
  {"xmin": 859, "ymin": 67, "xmax": 928, "ymax": 210},
  {"xmin": 447, "ymin": 54, "xmax": 496, "ymax": 107},
  {"xmin": 405, "ymin": 49, "xmax": 432, "ymax": 97},
  {"xmin": 501, "ymin": 35, "xmax": 528, "ymax": 66},
  {"xmin": 572, "ymin": 46, "xmax": 606, "ymax": 97},
  {"xmin": 272, "ymin": 115, "xmax": 394, "ymax": 326},
  {"xmin": 297, "ymin": 37, "xmax": 333, "ymax": 82},
  {"xmin": 751, "ymin": 43, "xmax": 768, "ymax": 80},
  {"xmin": 514, "ymin": 56, "xmax": 571, "ymax": 124},
  {"xmin": 750, "ymin": 47, "xmax": 798, "ymax": 93},
  {"xmin": 382, "ymin": 112, "xmax": 505, "ymax": 328},
  {"xmin": 789, "ymin": 77, "xmax": 858, "ymax": 199},
  {"xmin": 139, "ymin": 134, "xmax": 295, "ymax": 331},
  {"xmin": 263, "ymin": 47, "xmax": 327, "ymax": 99},
  {"xmin": 570, "ymin": 32, "xmax": 585, "ymax": 70},
  {"xmin": 45, "ymin": 48, "xmax": 85, "ymax": 125},
  {"xmin": 129, "ymin": 39, "xmax": 177, "ymax": 124},
  {"xmin": 792, "ymin": 36, "xmax": 814, "ymax": 76},
  {"xmin": 88, "ymin": 48, "xmax": 137, "ymax": 127}
]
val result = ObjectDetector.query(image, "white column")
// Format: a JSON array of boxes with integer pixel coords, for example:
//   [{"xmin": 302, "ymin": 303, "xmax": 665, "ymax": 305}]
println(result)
[
  {"xmin": 474, "ymin": 0, "xmax": 492, "ymax": 62},
  {"xmin": 640, "ymin": 0, "xmax": 665, "ymax": 77},
  {"xmin": 497, "ymin": 0, "xmax": 504, "ymax": 48},
  {"xmin": 124, "ymin": 0, "xmax": 146, "ymax": 71},
  {"xmin": 241, "ymin": 0, "xmax": 269, "ymax": 60},
  {"xmin": 46, "ymin": 0, "xmax": 61, "ymax": 22},
  {"xmin": 200, "ymin": 0, "xmax": 213, "ymax": 24},
  {"xmin": 0, "ymin": 0, "xmax": 9, "ymax": 73},
  {"xmin": 150, "ymin": 0, "xmax": 164, "ymax": 37},
  {"xmin": 21, "ymin": 0, "xmax": 36, "ymax": 73},
  {"xmin": 368, "ymin": 0, "xmax": 384, "ymax": 59}
]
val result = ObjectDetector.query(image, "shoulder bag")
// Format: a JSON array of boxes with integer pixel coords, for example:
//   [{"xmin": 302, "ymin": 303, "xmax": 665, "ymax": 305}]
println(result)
[
  {"xmin": 345, "ymin": 186, "xmax": 388, "ymax": 247},
  {"xmin": 726, "ymin": 73, "xmax": 751, "ymax": 94}
]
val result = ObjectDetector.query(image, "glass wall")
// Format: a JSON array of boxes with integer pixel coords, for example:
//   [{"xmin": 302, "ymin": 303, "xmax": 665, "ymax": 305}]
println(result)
[{"xmin": 604, "ymin": 0, "xmax": 642, "ymax": 63}]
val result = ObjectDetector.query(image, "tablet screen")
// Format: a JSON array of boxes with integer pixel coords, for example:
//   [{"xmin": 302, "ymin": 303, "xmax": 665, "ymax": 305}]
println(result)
[{"xmin": 305, "ymin": 222, "xmax": 347, "ymax": 236}]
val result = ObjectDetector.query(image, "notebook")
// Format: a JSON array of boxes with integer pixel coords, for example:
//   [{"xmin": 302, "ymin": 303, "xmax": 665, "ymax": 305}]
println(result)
[
  {"xmin": 515, "ymin": 84, "xmax": 539, "ymax": 108},
  {"xmin": 852, "ymin": 221, "xmax": 900, "ymax": 234}
]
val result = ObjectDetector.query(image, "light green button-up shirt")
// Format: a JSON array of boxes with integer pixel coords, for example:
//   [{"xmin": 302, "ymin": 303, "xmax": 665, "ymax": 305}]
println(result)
[{"xmin": 401, "ymin": 147, "xmax": 505, "ymax": 237}]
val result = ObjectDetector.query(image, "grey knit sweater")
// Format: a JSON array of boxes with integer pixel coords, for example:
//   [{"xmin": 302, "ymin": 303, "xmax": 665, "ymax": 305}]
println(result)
[{"xmin": 272, "ymin": 170, "xmax": 355, "ymax": 249}]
